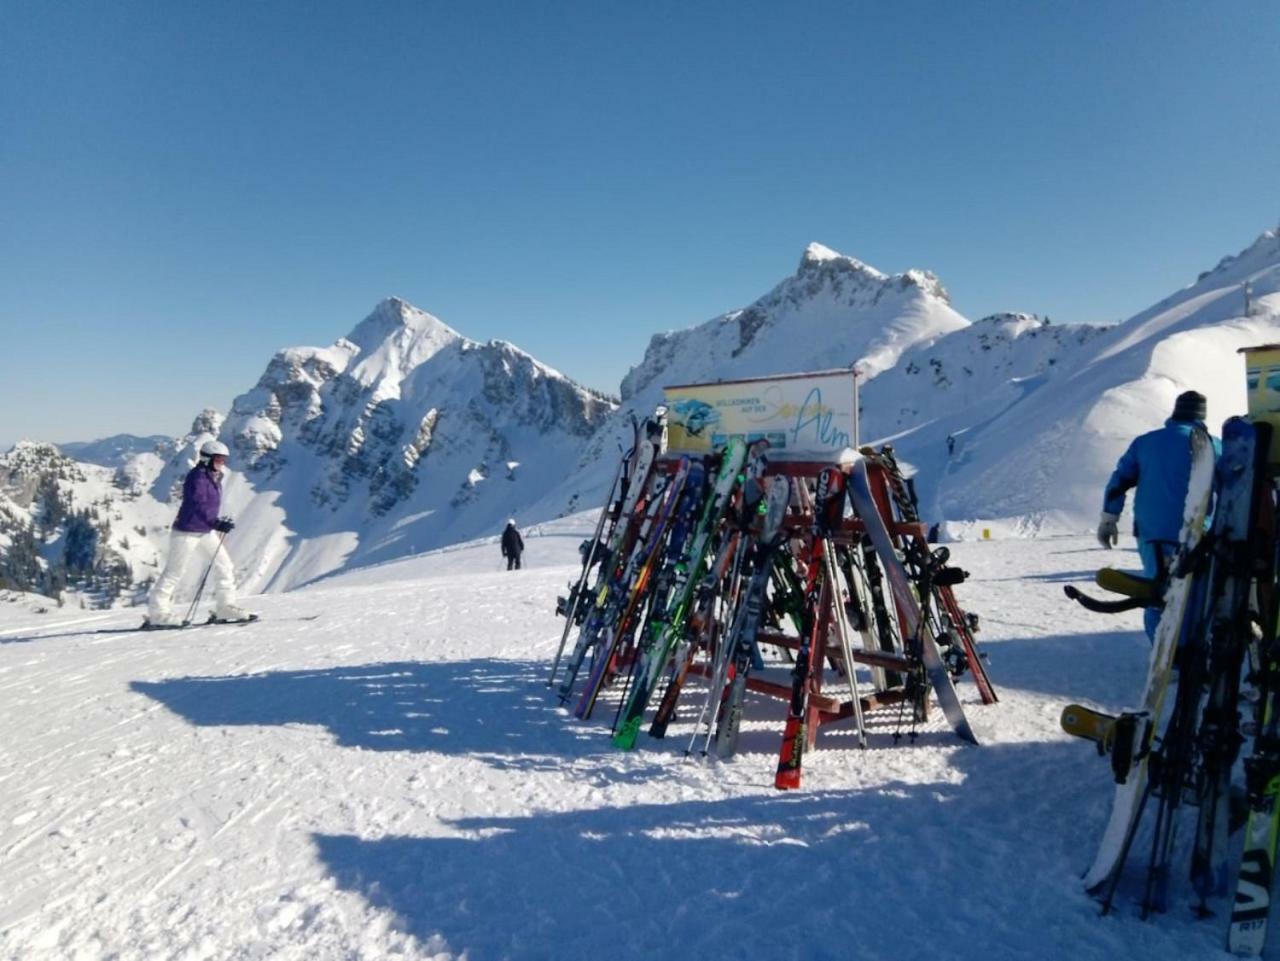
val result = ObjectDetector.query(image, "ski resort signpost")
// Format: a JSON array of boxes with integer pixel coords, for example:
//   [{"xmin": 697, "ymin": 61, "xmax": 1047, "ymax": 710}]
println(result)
[{"xmin": 662, "ymin": 368, "xmax": 859, "ymax": 462}]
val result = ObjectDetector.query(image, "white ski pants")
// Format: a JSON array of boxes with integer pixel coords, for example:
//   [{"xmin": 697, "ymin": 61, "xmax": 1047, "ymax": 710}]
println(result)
[{"xmin": 148, "ymin": 530, "xmax": 237, "ymax": 618}]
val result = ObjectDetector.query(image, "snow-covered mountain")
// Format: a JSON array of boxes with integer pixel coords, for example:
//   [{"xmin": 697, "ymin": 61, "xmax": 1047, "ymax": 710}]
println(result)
[
  {"xmin": 207, "ymin": 298, "xmax": 615, "ymax": 592},
  {"xmin": 537, "ymin": 243, "xmax": 975, "ymax": 519},
  {"xmin": 860, "ymin": 313, "xmax": 1110, "ymax": 440},
  {"xmin": 541, "ymin": 230, "xmax": 1280, "ymax": 542},
  {"xmin": 0, "ymin": 441, "xmax": 172, "ymax": 606},
  {"xmin": 621, "ymin": 242, "xmax": 969, "ymax": 402},
  {"xmin": 901, "ymin": 229, "xmax": 1280, "ymax": 536},
  {"xmin": 57, "ymin": 433, "xmax": 173, "ymax": 469},
  {"xmin": 6, "ymin": 229, "xmax": 1279, "ymax": 605}
]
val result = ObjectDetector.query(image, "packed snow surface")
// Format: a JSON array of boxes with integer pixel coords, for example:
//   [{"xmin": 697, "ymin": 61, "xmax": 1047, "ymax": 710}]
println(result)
[{"xmin": 0, "ymin": 525, "xmax": 1256, "ymax": 960}]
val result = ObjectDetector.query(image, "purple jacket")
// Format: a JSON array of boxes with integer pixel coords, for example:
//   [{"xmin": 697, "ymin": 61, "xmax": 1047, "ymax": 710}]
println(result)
[{"xmin": 174, "ymin": 465, "xmax": 222, "ymax": 534}]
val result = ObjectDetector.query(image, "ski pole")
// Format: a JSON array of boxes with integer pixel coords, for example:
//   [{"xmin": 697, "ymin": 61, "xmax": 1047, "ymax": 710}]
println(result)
[{"xmin": 183, "ymin": 530, "xmax": 228, "ymax": 625}]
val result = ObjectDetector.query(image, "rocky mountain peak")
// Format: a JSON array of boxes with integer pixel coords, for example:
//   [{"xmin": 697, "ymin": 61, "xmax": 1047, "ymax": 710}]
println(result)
[
  {"xmin": 344, "ymin": 298, "xmax": 462, "ymax": 388},
  {"xmin": 793, "ymin": 242, "xmax": 950, "ymax": 305},
  {"xmin": 189, "ymin": 408, "xmax": 224, "ymax": 439}
]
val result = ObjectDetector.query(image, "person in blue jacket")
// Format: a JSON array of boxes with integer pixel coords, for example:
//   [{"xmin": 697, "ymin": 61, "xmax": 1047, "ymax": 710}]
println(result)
[
  {"xmin": 1097, "ymin": 390, "xmax": 1219, "ymax": 639},
  {"xmin": 147, "ymin": 440, "xmax": 254, "ymax": 626}
]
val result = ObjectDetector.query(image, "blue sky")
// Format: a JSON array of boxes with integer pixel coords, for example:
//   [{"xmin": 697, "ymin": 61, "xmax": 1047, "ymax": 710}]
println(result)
[{"xmin": 1, "ymin": 1, "xmax": 1277, "ymax": 447}]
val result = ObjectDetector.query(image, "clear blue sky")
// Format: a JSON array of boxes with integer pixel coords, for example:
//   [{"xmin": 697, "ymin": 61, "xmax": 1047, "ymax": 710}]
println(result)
[{"xmin": 2, "ymin": 0, "xmax": 1277, "ymax": 448}]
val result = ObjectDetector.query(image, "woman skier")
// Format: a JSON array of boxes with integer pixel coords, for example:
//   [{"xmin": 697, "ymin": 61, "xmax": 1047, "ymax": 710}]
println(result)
[{"xmin": 147, "ymin": 440, "xmax": 254, "ymax": 627}]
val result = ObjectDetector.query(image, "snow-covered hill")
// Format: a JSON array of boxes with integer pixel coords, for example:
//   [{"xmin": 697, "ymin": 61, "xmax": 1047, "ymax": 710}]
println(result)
[
  {"xmin": 0, "ymin": 529, "xmax": 1242, "ymax": 960},
  {"xmin": 0, "ymin": 441, "xmax": 172, "ymax": 606},
  {"xmin": 210, "ymin": 298, "xmax": 615, "ymax": 592},
  {"xmin": 860, "ymin": 312, "xmax": 1109, "ymax": 440},
  {"xmin": 6, "ymin": 229, "xmax": 1280, "ymax": 604},
  {"xmin": 57, "ymin": 433, "xmax": 173, "ymax": 469},
  {"xmin": 907, "ymin": 229, "xmax": 1280, "ymax": 536},
  {"xmin": 544, "ymin": 230, "xmax": 1280, "ymax": 542}
]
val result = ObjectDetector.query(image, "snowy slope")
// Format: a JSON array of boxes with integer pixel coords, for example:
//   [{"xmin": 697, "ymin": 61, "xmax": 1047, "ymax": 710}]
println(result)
[
  {"xmin": 905, "ymin": 229, "xmax": 1280, "ymax": 535},
  {"xmin": 861, "ymin": 312, "xmax": 1109, "ymax": 440},
  {"xmin": 0, "ymin": 529, "xmax": 1250, "ymax": 960}
]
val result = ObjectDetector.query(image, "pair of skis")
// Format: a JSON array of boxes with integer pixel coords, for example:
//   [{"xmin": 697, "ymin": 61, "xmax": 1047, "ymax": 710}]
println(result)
[
  {"xmin": 555, "ymin": 420, "xmax": 663, "ymax": 702},
  {"xmin": 1063, "ymin": 420, "xmax": 1280, "ymax": 949},
  {"xmin": 846, "ymin": 453, "xmax": 979, "ymax": 747},
  {"xmin": 1076, "ymin": 426, "xmax": 1217, "ymax": 906}
]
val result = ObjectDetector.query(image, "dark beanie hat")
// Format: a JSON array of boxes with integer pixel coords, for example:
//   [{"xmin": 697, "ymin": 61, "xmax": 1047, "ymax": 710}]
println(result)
[{"xmin": 1172, "ymin": 390, "xmax": 1207, "ymax": 423}]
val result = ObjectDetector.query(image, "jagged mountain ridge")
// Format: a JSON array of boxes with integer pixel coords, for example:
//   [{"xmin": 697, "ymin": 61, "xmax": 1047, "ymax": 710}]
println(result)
[
  {"xmin": 57, "ymin": 434, "xmax": 174, "ymax": 469},
  {"xmin": 209, "ymin": 298, "xmax": 616, "ymax": 591},
  {"xmin": 7, "ymin": 230, "xmax": 1280, "ymax": 605},
  {"xmin": 860, "ymin": 312, "xmax": 1110, "ymax": 440},
  {"xmin": 0, "ymin": 441, "xmax": 172, "ymax": 604},
  {"xmin": 621, "ymin": 242, "xmax": 969, "ymax": 402}
]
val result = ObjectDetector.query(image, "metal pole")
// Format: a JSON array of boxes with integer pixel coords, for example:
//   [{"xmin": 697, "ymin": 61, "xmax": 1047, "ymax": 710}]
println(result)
[{"xmin": 183, "ymin": 531, "xmax": 228, "ymax": 625}]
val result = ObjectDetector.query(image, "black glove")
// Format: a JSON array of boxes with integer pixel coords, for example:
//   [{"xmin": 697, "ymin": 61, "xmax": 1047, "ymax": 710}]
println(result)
[{"xmin": 214, "ymin": 517, "xmax": 236, "ymax": 534}]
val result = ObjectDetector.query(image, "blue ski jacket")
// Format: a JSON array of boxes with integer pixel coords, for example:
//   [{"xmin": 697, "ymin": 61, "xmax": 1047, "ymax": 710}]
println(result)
[{"xmin": 1102, "ymin": 418, "xmax": 1220, "ymax": 545}]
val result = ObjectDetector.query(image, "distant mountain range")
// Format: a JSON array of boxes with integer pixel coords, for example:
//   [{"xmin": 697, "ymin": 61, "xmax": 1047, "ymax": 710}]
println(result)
[
  {"xmin": 4, "ymin": 229, "xmax": 1278, "ymax": 604},
  {"xmin": 57, "ymin": 434, "xmax": 174, "ymax": 469}
]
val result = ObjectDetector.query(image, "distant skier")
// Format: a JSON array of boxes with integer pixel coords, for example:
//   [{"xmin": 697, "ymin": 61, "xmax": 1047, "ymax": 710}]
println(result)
[
  {"xmin": 1096, "ymin": 390, "xmax": 1219, "ymax": 639},
  {"xmin": 501, "ymin": 519, "xmax": 525, "ymax": 571},
  {"xmin": 946, "ymin": 433, "xmax": 956, "ymax": 456},
  {"xmin": 147, "ymin": 440, "xmax": 254, "ymax": 626}
]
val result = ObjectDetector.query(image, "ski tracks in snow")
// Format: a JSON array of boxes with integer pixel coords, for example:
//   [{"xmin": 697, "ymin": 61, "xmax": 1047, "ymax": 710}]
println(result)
[{"xmin": 0, "ymin": 536, "xmax": 1233, "ymax": 960}]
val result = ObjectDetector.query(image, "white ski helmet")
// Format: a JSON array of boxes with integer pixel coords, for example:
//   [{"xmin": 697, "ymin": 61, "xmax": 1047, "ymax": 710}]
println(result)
[{"xmin": 199, "ymin": 440, "xmax": 230, "ymax": 459}]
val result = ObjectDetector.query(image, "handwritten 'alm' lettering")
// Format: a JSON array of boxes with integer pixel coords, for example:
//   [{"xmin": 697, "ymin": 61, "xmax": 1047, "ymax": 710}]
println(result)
[{"xmin": 791, "ymin": 387, "xmax": 849, "ymax": 449}]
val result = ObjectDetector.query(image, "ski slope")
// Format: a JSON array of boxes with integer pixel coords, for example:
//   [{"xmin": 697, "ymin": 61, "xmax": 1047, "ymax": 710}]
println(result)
[{"xmin": 0, "ymin": 526, "xmax": 1256, "ymax": 960}]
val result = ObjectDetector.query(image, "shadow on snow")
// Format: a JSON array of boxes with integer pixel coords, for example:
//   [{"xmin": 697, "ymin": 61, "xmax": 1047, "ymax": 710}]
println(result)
[
  {"xmin": 130, "ymin": 658, "xmax": 670, "ymax": 775},
  {"xmin": 976, "ymin": 627, "xmax": 1150, "ymax": 708},
  {"xmin": 311, "ymin": 738, "xmax": 1222, "ymax": 961}
]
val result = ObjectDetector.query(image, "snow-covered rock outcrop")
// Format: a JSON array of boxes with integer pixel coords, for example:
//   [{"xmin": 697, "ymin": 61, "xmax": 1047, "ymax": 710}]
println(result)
[
  {"xmin": 861, "ymin": 313, "xmax": 1109, "ymax": 439},
  {"xmin": 212, "ymin": 298, "xmax": 615, "ymax": 591},
  {"xmin": 0, "ymin": 441, "xmax": 172, "ymax": 606}
]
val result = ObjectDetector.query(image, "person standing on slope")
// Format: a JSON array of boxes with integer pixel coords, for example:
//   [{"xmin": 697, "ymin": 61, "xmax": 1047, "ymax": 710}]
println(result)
[
  {"xmin": 501, "ymin": 519, "xmax": 525, "ymax": 571},
  {"xmin": 1097, "ymin": 390, "xmax": 1220, "ymax": 639},
  {"xmin": 147, "ymin": 440, "xmax": 254, "ymax": 626}
]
